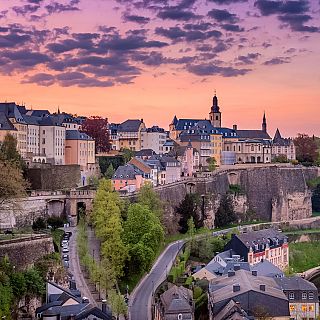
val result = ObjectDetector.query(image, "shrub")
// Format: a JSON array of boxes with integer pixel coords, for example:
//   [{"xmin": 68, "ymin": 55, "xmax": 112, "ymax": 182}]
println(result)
[
  {"xmin": 193, "ymin": 286, "xmax": 203, "ymax": 299},
  {"xmin": 47, "ymin": 216, "xmax": 65, "ymax": 230},
  {"xmin": 32, "ymin": 217, "xmax": 46, "ymax": 230}
]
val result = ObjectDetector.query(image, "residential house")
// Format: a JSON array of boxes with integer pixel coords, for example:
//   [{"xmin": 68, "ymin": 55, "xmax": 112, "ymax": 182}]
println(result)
[
  {"xmin": 158, "ymin": 155, "xmax": 181, "ymax": 184},
  {"xmin": 275, "ymin": 276, "xmax": 319, "ymax": 320},
  {"xmin": 135, "ymin": 149, "xmax": 157, "ymax": 160},
  {"xmin": 208, "ymin": 269, "xmax": 290, "ymax": 320},
  {"xmin": 111, "ymin": 163, "xmax": 144, "ymax": 192},
  {"xmin": 117, "ymin": 119, "xmax": 146, "ymax": 151},
  {"xmin": 224, "ymin": 229, "xmax": 289, "ymax": 270},
  {"xmin": 0, "ymin": 102, "xmax": 28, "ymax": 157},
  {"xmin": 163, "ymin": 138, "xmax": 176, "ymax": 154},
  {"xmin": 168, "ymin": 142, "xmax": 200, "ymax": 177},
  {"xmin": 36, "ymin": 281, "xmax": 111, "ymax": 320},
  {"xmin": 65, "ymin": 130, "xmax": 95, "ymax": 168},
  {"xmin": 272, "ymin": 128, "xmax": 296, "ymax": 161},
  {"xmin": 0, "ymin": 112, "xmax": 17, "ymax": 144},
  {"xmin": 109, "ymin": 123, "xmax": 120, "ymax": 151},
  {"xmin": 154, "ymin": 285, "xmax": 194, "ymax": 320},
  {"xmin": 141, "ymin": 126, "xmax": 167, "ymax": 154},
  {"xmin": 38, "ymin": 115, "xmax": 66, "ymax": 165}
]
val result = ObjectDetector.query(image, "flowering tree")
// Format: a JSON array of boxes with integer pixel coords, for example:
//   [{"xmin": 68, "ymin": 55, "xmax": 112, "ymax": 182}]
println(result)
[{"xmin": 81, "ymin": 116, "xmax": 111, "ymax": 153}]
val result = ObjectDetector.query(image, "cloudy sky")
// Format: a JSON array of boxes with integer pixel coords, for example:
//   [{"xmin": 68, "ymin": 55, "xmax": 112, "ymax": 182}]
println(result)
[{"xmin": 0, "ymin": 0, "xmax": 319, "ymax": 136}]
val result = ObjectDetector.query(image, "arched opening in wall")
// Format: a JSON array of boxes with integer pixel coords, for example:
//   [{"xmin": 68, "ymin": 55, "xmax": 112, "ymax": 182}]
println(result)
[
  {"xmin": 77, "ymin": 202, "xmax": 86, "ymax": 224},
  {"xmin": 250, "ymin": 156, "xmax": 256, "ymax": 163},
  {"xmin": 47, "ymin": 200, "xmax": 65, "ymax": 218},
  {"xmin": 257, "ymin": 156, "xmax": 262, "ymax": 163}
]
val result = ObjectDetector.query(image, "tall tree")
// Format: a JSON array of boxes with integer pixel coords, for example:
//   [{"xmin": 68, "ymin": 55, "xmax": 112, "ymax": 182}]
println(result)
[
  {"xmin": 121, "ymin": 148, "xmax": 134, "ymax": 163},
  {"xmin": 0, "ymin": 160, "xmax": 28, "ymax": 204},
  {"xmin": 0, "ymin": 134, "xmax": 26, "ymax": 170},
  {"xmin": 124, "ymin": 204, "xmax": 164, "ymax": 275},
  {"xmin": 176, "ymin": 193, "xmax": 202, "ymax": 233},
  {"xmin": 215, "ymin": 195, "xmax": 237, "ymax": 228},
  {"xmin": 81, "ymin": 116, "xmax": 111, "ymax": 153},
  {"xmin": 105, "ymin": 163, "xmax": 115, "ymax": 179},
  {"xmin": 92, "ymin": 179, "xmax": 127, "ymax": 278},
  {"xmin": 294, "ymin": 134, "xmax": 318, "ymax": 164},
  {"xmin": 206, "ymin": 157, "xmax": 217, "ymax": 171},
  {"xmin": 137, "ymin": 182, "xmax": 163, "ymax": 219}
]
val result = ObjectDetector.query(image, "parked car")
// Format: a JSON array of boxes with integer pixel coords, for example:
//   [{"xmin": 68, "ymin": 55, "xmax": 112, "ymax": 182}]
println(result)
[
  {"xmin": 4, "ymin": 229, "xmax": 14, "ymax": 235},
  {"xmin": 63, "ymin": 254, "xmax": 69, "ymax": 261},
  {"xmin": 62, "ymin": 247, "xmax": 69, "ymax": 253},
  {"xmin": 63, "ymin": 260, "xmax": 69, "ymax": 268}
]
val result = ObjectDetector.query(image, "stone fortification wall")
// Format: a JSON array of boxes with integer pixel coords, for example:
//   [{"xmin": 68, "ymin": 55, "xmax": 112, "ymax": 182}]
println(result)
[
  {"xmin": 27, "ymin": 164, "xmax": 81, "ymax": 190},
  {"xmin": 152, "ymin": 166, "xmax": 318, "ymax": 228},
  {"xmin": 0, "ymin": 235, "xmax": 54, "ymax": 271}
]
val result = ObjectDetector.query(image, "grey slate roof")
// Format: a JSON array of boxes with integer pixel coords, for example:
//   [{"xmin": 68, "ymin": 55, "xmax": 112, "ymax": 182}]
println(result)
[
  {"xmin": 274, "ymin": 276, "xmax": 318, "ymax": 291},
  {"xmin": 135, "ymin": 149, "xmax": 156, "ymax": 157},
  {"xmin": 160, "ymin": 285, "xmax": 193, "ymax": 318},
  {"xmin": 235, "ymin": 229, "xmax": 287, "ymax": 249},
  {"xmin": 236, "ymin": 129, "xmax": 271, "ymax": 140},
  {"xmin": 118, "ymin": 119, "xmax": 143, "ymax": 132},
  {"xmin": 209, "ymin": 270, "xmax": 289, "ymax": 317},
  {"xmin": 113, "ymin": 164, "xmax": 140, "ymax": 179},
  {"xmin": 66, "ymin": 130, "xmax": 93, "ymax": 141},
  {"xmin": 251, "ymin": 259, "xmax": 284, "ymax": 277},
  {"xmin": 22, "ymin": 114, "xmax": 41, "ymax": 125},
  {"xmin": 222, "ymin": 262, "xmax": 251, "ymax": 275},
  {"xmin": 27, "ymin": 109, "xmax": 50, "ymax": 117},
  {"xmin": 0, "ymin": 102, "xmax": 27, "ymax": 124},
  {"xmin": 273, "ymin": 128, "xmax": 293, "ymax": 147},
  {"xmin": 0, "ymin": 113, "xmax": 16, "ymax": 130}
]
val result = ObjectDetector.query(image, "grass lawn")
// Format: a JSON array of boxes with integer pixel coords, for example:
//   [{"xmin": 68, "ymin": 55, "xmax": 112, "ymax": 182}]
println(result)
[
  {"xmin": 289, "ymin": 241, "xmax": 320, "ymax": 273},
  {"xmin": 285, "ymin": 228, "xmax": 320, "ymax": 235}
]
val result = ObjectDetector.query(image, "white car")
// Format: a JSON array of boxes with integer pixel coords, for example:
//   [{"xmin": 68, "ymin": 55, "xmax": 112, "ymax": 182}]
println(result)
[{"xmin": 62, "ymin": 247, "xmax": 69, "ymax": 253}]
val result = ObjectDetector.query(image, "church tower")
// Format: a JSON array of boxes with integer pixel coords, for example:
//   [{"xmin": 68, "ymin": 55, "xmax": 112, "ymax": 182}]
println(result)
[
  {"xmin": 262, "ymin": 112, "xmax": 267, "ymax": 133},
  {"xmin": 209, "ymin": 93, "xmax": 221, "ymax": 128}
]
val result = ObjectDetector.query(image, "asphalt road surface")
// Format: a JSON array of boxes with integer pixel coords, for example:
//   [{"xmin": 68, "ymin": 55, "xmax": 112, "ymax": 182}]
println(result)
[{"xmin": 129, "ymin": 240, "xmax": 185, "ymax": 320}]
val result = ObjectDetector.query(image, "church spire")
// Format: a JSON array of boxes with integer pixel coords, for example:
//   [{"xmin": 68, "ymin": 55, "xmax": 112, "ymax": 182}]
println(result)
[
  {"xmin": 212, "ymin": 92, "xmax": 220, "ymax": 113},
  {"xmin": 209, "ymin": 92, "xmax": 221, "ymax": 128},
  {"xmin": 262, "ymin": 111, "xmax": 267, "ymax": 133}
]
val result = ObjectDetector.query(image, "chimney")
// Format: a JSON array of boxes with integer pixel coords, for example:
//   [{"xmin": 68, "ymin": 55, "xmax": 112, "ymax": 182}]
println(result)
[
  {"xmin": 234, "ymin": 264, "xmax": 241, "ymax": 271},
  {"xmin": 233, "ymin": 284, "xmax": 241, "ymax": 292},
  {"xmin": 141, "ymin": 118, "xmax": 144, "ymax": 123},
  {"xmin": 252, "ymin": 270, "xmax": 258, "ymax": 276},
  {"xmin": 260, "ymin": 284, "xmax": 266, "ymax": 292},
  {"xmin": 233, "ymin": 124, "xmax": 238, "ymax": 130},
  {"xmin": 102, "ymin": 299, "xmax": 108, "ymax": 313},
  {"xmin": 228, "ymin": 270, "xmax": 235, "ymax": 277}
]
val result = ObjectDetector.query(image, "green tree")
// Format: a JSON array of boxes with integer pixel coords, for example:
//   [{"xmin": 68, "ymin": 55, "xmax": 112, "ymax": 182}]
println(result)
[
  {"xmin": 10, "ymin": 272, "xmax": 27, "ymax": 299},
  {"xmin": 137, "ymin": 182, "xmax": 163, "ymax": 219},
  {"xmin": 294, "ymin": 134, "xmax": 318, "ymax": 164},
  {"xmin": 0, "ymin": 159, "xmax": 28, "ymax": 204},
  {"xmin": 206, "ymin": 157, "xmax": 217, "ymax": 171},
  {"xmin": 121, "ymin": 148, "xmax": 134, "ymax": 163},
  {"xmin": 215, "ymin": 195, "xmax": 237, "ymax": 228},
  {"xmin": 92, "ymin": 178, "xmax": 127, "ymax": 278},
  {"xmin": 24, "ymin": 269, "xmax": 45, "ymax": 296},
  {"xmin": 105, "ymin": 163, "xmax": 115, "ymax": 179},
  {"xmin": 109, "ymin": 290, "xmax": 128, "ymax": 320},
  {"xmin": 176, "ymin": 193, "xmax": 202, "ymax": 233},
  {"xmin": 0, "ymin": 134, "xmax": 26, "ymax": 170},
  {"xmin": 312, "ymin": 184, "xmax": 320, "ymax": 212},
  {"xmin": 124, "ymin": 204, "xmax": 164, "ymax": 275}
]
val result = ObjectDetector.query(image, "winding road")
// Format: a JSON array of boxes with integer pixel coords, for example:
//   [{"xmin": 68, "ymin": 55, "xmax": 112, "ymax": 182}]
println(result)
[{"xmin": 129, "ymin": 240, "xmax": 185, "ymax": 320}]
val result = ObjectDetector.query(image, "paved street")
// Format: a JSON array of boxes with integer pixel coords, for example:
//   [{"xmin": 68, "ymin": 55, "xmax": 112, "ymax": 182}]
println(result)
[
  {"xmin": 66, "ymin": 226, "xmax": 98, "ymax": 306},
  {"xmin": 129, "ymin": 240, "xmax": 185, "ymax": 320}
]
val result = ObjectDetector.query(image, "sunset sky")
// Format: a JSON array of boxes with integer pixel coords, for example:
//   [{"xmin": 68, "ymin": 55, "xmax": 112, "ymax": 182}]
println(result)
[{"xmin": 0, "ymin": 0, "xmax": 319, "ymax": 136}]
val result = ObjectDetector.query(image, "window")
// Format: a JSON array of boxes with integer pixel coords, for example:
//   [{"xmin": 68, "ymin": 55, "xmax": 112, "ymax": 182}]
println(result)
[
  {"xmin": 289, "ymin": 292, "xmax": 295, "ymax": 300},
  {"xmin": 302, "ymin": 292, "xmax": 307, "ymax": 300},
  {"xmin": 178, "ymin": 314, "xmax": 183, "ymax": 320},
  {"xmin": 308, "ymin": 292, "xmax": 314, "ymax": 299}
]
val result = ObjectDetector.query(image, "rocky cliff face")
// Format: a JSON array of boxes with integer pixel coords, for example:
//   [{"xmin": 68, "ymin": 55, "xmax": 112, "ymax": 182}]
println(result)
[{"xmin": 153, "ymin": 166, "xmax": 318, "ymax": 229}]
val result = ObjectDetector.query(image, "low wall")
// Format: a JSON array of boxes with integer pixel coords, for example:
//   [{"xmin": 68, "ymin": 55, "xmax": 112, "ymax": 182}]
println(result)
[{"xmin": 0, "ymin": 235, "xmax": 54, "ymax": 271}]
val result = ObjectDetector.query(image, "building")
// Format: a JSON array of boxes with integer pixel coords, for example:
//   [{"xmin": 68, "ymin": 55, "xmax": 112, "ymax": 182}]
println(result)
[
  {"xmin": 154, "ymin": 285, "xmax": 194, "ymax": 320},
  {"xmin": 111, "ymin": 163, "xmax": 145, "ymax": 192},
  {"xmin": 225, "ymin": 229, "xmax": 289, "ymax": 270},
  {"xmin": 0, "ymin": 103, "xmax": 28, "ymax": 157},
  {"xmin": 272, "ymin": 129, "xmax": 296, "ymax": 161},
  {"xmin": 208, "ymin": 269, "xmax": 290, "ymax": 320},
  {"xmin": 65, "ymin": 130, "xmax": 95, "ymax": 168},
  {"xmin": 117, "ymin": 119, "xmax": 146, "ymax": 151},
  {"xmin": 209, "ymin": 94, "xmax": 222, "ymax": 128},
  {"xmin": 0, "ymin": 112, "xmax": 17, "ymax": 143},
  {"xmin": 275, "ymin": 276, "xmax": 319, "ymax": 320},
  {"xmin": 36, "ymin": 281, "xmax": 111, "ymax": 320},
  {"xmin": 141, "ymin": 126, "xmax": 167, "ymax": 154},
  {"xmin": 179, "ymin": 120, "xmax": 223, "ymax": 167},
  {"xmin": 38, "ymin": 115, "xmax": 66, "ymax": 165},
  {"xmin": 168, "ymin": 142, "xmax": 200, "ymax": 177}
]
